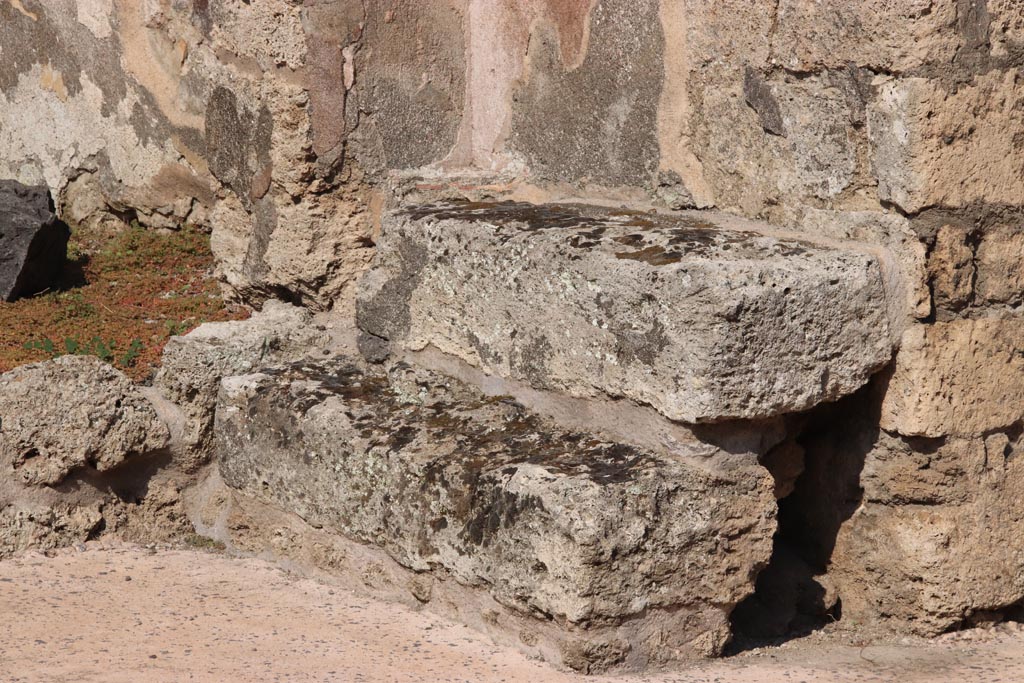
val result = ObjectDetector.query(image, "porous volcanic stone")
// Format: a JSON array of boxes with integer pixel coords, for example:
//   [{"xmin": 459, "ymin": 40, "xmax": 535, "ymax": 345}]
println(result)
[
  {"xmin": 357, "ymin": 201, "xmax": 893, "ymax": 423},
  {"xmin": 0, "ymin": 180, "xmax": 69, "ymax": 301},
  {"xmin": 155, "ymin": 301, "xmax": 328, "ymax": 471},
  {"xmin": 215, "ymin": 358, "xmax": 776, "ymax": 669},
  {"xmin": 0, "ymin": 355, "xmax": 169, "ymax": 487}
]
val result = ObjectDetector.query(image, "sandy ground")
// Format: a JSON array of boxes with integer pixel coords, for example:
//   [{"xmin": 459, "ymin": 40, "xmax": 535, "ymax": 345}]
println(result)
[{"xmin": 1, "ymin": 543, "xmax": 1022, "ymax": 683}]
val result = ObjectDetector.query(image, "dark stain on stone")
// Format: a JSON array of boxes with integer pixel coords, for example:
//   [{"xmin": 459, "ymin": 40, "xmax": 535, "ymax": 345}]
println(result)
[
  {"xmin": 509, "ymin": 335, "xmax": 554, "ymax": 389},
  {"xmin": 388, "ymin": 426, "xmax": 418, "ymax": 453},
  {"xmin": 956, "ymin": 0, "xmax": 991, "ymax": 55},
  {"xmin": 744, "ymin": 67, "xmax": 786, "ymax": 137},
  {"xmin": 508, "ymin": 0, "xmax": 663, "ymax": 187},
  {"xmin": 403, "ymin": 200, "xmax": 608, "ymax": 233},
  {"xmin": 615, "ymin": 245, "xmax": 683, "ymax": 265},
  {"xmin": 357, "ymin": 331, "xmax": 391, "ymax": 364},
  {"xmin": 0, "ymin": 0, "xmax": 127, "ymax": 114},
  {"xmin": 356, "ymin": 238, "xmax": 429, "ymax": 345},
  {"xmin": 248, "ymin": 359, "xmax": 659, "ymax": 491},
  {"xmin": 192, "ymin": 0, "xmax": 213, "ymax": 34},
  {"xmin": 463, "ymin": 486, "xmax": 547, "ymax": 548},
  {"xmin": 242, "ymin": 195, "xmax": 277, "ymax": 283},
  {"xmin": 403, "ymin": 201, "xmax": 814, "ymax": 263},
  {"xmin": 353, "ymin": 1, "xmax": 466, "ymax": 172},
  {"xmin": 205, "ymin": 86, "xmax": 274, "ymax": 210},
  {"xmin": 615, "ymin": 317, "xmax": 669, "ymax": 367}
]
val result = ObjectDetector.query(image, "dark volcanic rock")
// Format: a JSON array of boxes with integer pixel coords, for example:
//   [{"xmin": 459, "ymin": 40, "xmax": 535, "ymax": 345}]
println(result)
[{"xmin": 0, "ymin": 180, "xmax": 69, "ymax": 301}]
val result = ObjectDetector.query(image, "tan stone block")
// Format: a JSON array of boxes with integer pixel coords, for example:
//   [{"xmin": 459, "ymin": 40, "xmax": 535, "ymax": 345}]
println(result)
[
  {"xmin": 881, "ymin": 318, "xmax": 1024, "ymax": 437},
  {"xmin": 800, "ymin": 208, "xmax": 930, "ymax": 326},
  {"xmin": 869, "ymin": 71, "xmax": 1024, "ymax": 213},
  {"xmin": 832, "ymin": 433, "xmax": 1024, "ymax": 635},
  {"xmin": 977, "ymin": 226, "xmax": 1024, "ymax": 305},
  {"xmin": 990, "ymin": 0, "xmax": 1024, "ymax": 60},
  {"xmin": 929, "ymin": 225, "xmax": 975, "ymax": 310},
  {"xmin": 772, "ymin": 0, "xmax": 960, "ymax": 72}
]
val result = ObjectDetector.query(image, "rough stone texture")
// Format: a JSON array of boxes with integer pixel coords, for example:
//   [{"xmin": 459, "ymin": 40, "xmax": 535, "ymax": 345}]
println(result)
[
  {"xmin": 771, "ymin": 1, "xmax": 962, "ymax": 73},
  {"xmin": 880, "ymin": 318, "xmax": 1024, "ymax": 438},
  {"xmin": 798, "ymin": 208, "xmax": 930, "ymax": 328},
  {"xmin": 0, "ymin": 355, "xmax": 182, "ymax": 559},
  {"xmin": 215, "ymin": 357, "xmax": 776, "ymax": 670},
  {"xmin": 929, "ymin": 225, "xmax": 976, "ymax": 312},
  {"xmin": 0, "ymin": 0, "xmax": 211, "ymax": 229},
  {"xmin": 0, "ymin": 180, "xmax": 69, "ymax": 301},
  {"xmin": 990, "ymin": 0, "xmax": 1024, "ymax": 61},
  {"xmin": 0, "ymin": 356, "xmax": 168, "ymax": 487},
  {"xmin": 869, "ymin": 71, "xmax": 1024, "ymax": 213},
  {"xmin": 0, "ymin": 501, "xmax": 103, "ymax": 558},
  {"xmin": 154, "ymin": 301, "xmax": 328, "ymax": 471},
  {"xmin": 976, "ymin": 226, "xmax": 1024, "ymax": 306},
  {"xmin": 357, "ymin": 201, "xmax": 894, "ymax": 423},
  {"xmin": 0, "ymin": 0, "xmax": 389, "ymax": 309},
  {"xmin": 829, "ymin": 431, "xmax": 1024, "ymax": 635},
  {"xmin": 5, "ymin": 0, "xmax": 1024, "ymax": 656},
  {"xmin": 686, "ymin": 66, "xmax": 871, "ymax": 218},
  {"xmin": 354, "ymin": 1, "xmax": 466, "ymax": 172},
  {"xmin": 506, "ymin": 0, "xmax": 662, "ymax": 187}
]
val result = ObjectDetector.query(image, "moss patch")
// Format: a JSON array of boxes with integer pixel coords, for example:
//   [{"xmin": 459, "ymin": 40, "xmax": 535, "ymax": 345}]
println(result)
[{"xmin": 0, "ymin": 221, "xmax": 247, "ymax": 380}]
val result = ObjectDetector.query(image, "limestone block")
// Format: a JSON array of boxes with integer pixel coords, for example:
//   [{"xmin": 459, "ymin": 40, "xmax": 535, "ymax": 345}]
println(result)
[
  {"xmin": 0, "ymin": 356, "xmax": 168, "ymax": 487},
  {"xmin": 976, "ymin": 226, "xmax": 1024, "ymax": 306},
  {"xmin": 154, "ymin": 301, "xmax": 327, "ymax": 470},
  {"xmin": 0, "ymin": 501, "xmax": 103, "ymax": 558},
  {"xmin": 215, "ymin": 358, "xmax": 776, "ymax": 668},
  {"xmin": 869, "ymin": 71, "xmax": 1024, "ymax": 213},
  {"xmin": 929, "ymin": 225, "xmax": 975, "ymax": 311},
  {"xmin": 881, "ymin": 318, "xmax": 1024, "ymax": 437},
  {"xmin": 357, "ymin": 201, "xmax": 894, "ymax": 423},
  {"xmin": 990, "ymin": 0, "xmax": 1024, "ymax": 60},
  {"xmin": 771, "ymin": 0, "xmax": 960, "ymax": 72},
  {"xmin": 800, "ymin": 208, "xmax": 930, "ymax": 326},
  {"xmin": 830, "ymin": 433, "xmax": 1024, "ymax": 635}
]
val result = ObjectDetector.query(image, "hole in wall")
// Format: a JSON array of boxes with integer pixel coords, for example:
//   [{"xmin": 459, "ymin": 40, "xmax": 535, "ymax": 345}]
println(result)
[{"xmin": 726, "ymin": 378, "xmax": 883, "ymax": 654}]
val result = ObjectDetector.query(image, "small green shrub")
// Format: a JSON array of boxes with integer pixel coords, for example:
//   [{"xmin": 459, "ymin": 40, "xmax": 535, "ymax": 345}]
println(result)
[{"xmin": 23, "ymin": 335, "xmax": 143, "ymax": 368}]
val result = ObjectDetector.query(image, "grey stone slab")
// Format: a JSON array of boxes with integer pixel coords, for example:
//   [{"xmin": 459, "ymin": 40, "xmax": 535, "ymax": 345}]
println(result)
[
  {"xmin": 357, "ymin": 201, "xmax": 894, "ymax": 423},
  {"xmin": 215, "ymin": 358, "xmax": 775, "ymax": 667}
]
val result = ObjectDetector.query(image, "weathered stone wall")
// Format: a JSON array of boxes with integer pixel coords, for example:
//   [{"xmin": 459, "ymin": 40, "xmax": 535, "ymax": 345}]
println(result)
[{"xmin": 4, "ymin": 0, "xmax": 1024, "ymax": 650}]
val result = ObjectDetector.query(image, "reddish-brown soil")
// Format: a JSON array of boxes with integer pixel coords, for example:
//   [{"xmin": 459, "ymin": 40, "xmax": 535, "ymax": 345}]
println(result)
[{"xmin": 0, "ymin": 221, "xmax": 246, "ymax": 380}]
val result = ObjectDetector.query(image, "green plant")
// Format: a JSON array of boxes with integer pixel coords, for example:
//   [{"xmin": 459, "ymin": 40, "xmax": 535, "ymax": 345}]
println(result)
[
  {"xmin": 182, "ymin": 533, "xmax": 226, "ymax": 552},
  {"xmin": 119, "ymin": 338, "xmax": 144, "ymax": 367},
  {"xmin": 24, "ymin": 335, "xmax": 119, "ymax": 364},
  {"xmin": 82, "ymin": 336, "xmax": 116, "ymax": 363},
  {"xmin": 23, "ymin": 337, "xmax": 57, "ymax": 357},
  {"xmin": 164, "ymin": 320, "xmax": 189, "ymax": 336}
]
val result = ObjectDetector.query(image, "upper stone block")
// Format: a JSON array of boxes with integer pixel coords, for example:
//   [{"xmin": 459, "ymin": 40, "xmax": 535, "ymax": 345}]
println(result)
[{"xmin": 357, "ymin": 202, "xmax": 894, "ymax": 423}]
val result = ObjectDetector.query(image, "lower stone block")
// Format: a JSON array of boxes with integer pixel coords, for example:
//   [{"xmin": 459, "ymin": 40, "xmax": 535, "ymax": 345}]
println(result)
[{"xmin": 214, "ymin": 358, "xmax": 776, "ymax": 671}]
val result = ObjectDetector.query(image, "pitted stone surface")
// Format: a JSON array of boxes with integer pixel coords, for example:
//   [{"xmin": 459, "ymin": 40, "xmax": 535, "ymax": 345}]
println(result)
[
  {"xmin": 155, "ymin": 301, "xmax": 328, "ymax": 471},
  {"xmin": 0, "ymin": 355, "xmax": 169, "ymax": 487},
  {"xmin": 357, "ymin": 201, "xmax": 893, "ymax": 423},
  {"xmin": 215, "ymin": 358, "xmax": 776, "ymax": 668}
]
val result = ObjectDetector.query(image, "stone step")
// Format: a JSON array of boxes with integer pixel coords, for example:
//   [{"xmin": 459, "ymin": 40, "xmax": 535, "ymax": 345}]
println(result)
[
  {"xmin": 356, "ymin": 201, "xmax": 895, "ymax": 423},
  {"xmin": 214, "ymin": 358, "xmax": 776, "ymax": 671}
]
